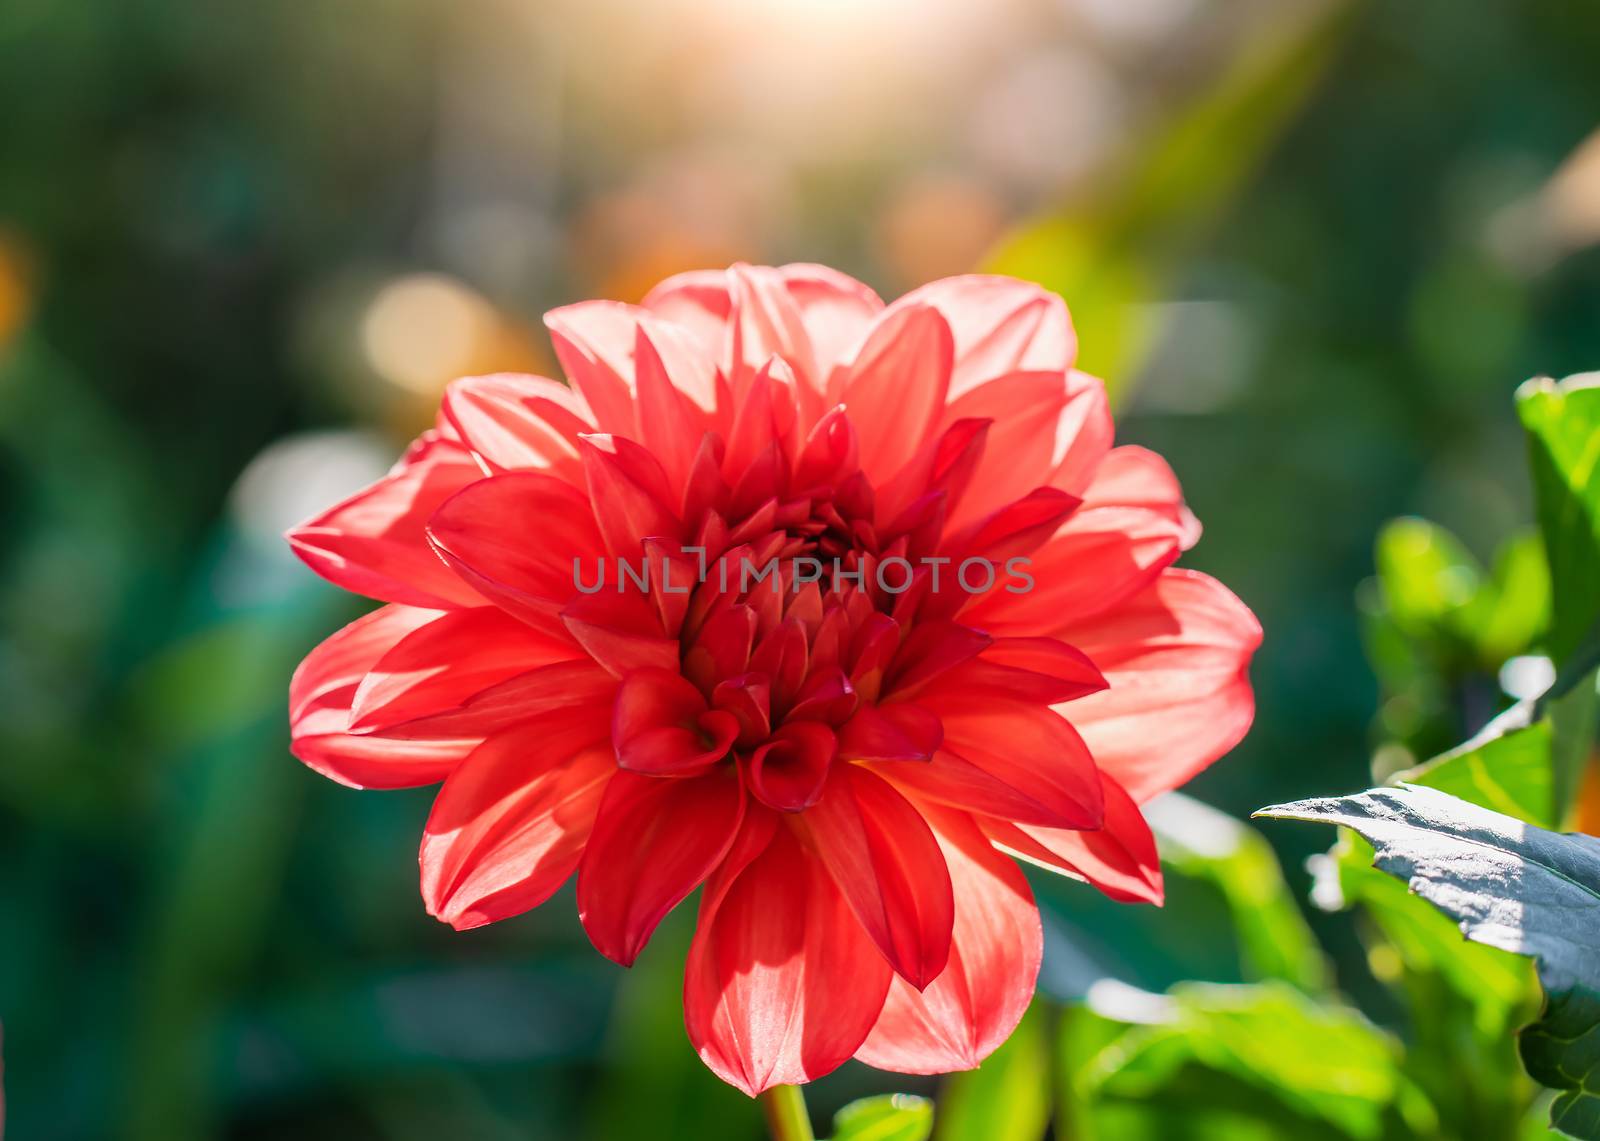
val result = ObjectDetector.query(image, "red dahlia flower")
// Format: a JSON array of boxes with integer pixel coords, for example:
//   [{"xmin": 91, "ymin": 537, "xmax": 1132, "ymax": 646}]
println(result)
[{"xmin": 287, "ymin": 265, "xmax": 1261, "ymax": 1094}]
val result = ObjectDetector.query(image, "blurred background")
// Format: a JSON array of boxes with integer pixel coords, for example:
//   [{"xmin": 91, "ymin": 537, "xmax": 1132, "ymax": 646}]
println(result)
[{"xmin": 2, "ymin": 0, "xmax": 1599, "ymax": 1137}]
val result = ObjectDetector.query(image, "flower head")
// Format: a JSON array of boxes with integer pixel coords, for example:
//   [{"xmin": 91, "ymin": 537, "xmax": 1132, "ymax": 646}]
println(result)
[{"xmin": 287, "ymin": 264, "xmax": 1261, "ymax": 1094}]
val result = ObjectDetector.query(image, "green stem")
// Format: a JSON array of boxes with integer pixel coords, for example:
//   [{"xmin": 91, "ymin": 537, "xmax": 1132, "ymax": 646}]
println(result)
[{"xmin": 760, "ymin": 1084, "xmax": 816, "ymax": 1141}]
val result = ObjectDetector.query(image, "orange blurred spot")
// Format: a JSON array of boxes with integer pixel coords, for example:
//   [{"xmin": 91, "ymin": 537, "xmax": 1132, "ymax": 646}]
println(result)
[
  {"xmin": 875, "ymin": 174, "xmax": 1008, "ymax": 290},
  {"xmin": 1576, "ymin": 751, "xmax": 1600, "ymax": 835},
  {"xmin": 0, "ymin": 232, "xmax": 34, "ymax": 353},
  {"xmin": 360, "ymin": 272, "xmax": 551, "ymax": 438}
]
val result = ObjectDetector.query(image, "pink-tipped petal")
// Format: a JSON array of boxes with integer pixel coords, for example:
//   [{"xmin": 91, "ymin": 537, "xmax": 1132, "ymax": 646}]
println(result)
[
  {"xmin": 287, "ymin": 434, "xmax": 485, "ymax": 609},
  {"xmin": 685, "ymin": 822, "xmax": 892, "ymax": 1095},
  {"xmin": 886, "ymin": 275, "xmax": 1076, "ymax": 399},
  {"xmin": 914, "ymin": 636, "xmax": 1107, "ymax": 706},
  {"xmin": 854, "ymin": 805, "xmax": 1041, "ymax": 1074},
  {"xmin": 421, "ymin": 732, "xmax": 615, "ymax": 929},
  {"xmin": 778, "ymin": 263, "xmax": 883, "ymax": 384},
  {"xmin": 289, "ymin": 604, "xmax": 477, "ymax": 789},
  {"xmin": 795, "ymin": 766, "xmax": 954, "ymax": 989},
  {"xmin": 426, "ymin": 472, "xmax": 605, "ymax": 633},
  {"xmin": 727, "ymin": 264, "xmax": 820, "ymax": 404},
  {"xmin": 439, "ymin": 373, "xmax": 594, "ymax": 476},
  {"xmin": 963, "ymin": 504, "xmax": 1189, "ymax": 633},
  {"xmin": 1060, "ymin": 569, "xmax": 1261, "ymax": 802},
  {"xmin": 544, "ymin": 301, "xmax": 649, "ymax": 432},
  {"xmin": 982, "ymin": 769, "xmax": 1163, "ymax": 904},
  {"xmin": 349, "ymin": 606, "xmax": 578, "ymax": 733},
  {"xmin": 878, "ymin": 699, "xmax": 1104, "ymax": 830},
  {"xmin": 839, "ymin": 304, "xmax": 954, "ymax": 483},
  {"xmin": 1081, "ymin": 445, "xmax": 1200, "ymax": 547},
  {"xmin": 1049, "ymin": 374, "xmax": 1114, "ymax": 497}
]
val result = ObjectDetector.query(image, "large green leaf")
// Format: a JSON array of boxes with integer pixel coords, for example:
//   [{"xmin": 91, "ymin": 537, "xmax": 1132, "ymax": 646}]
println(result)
[
  {"xmin": 1468, "ymin": 533, "xmax": 1553, "ymax": 671},
  {"xmin": 1325, "ymin": 830, "xmax": 1540, "ymax": 1139},
  {"xmin": 1375, "ymin": 517, "xmax": 1481, "ymax": 645},
  {"xmin": 1518, "ymin": 374, "xmax": 1600, "ymax": 670},
  {"xmin": 1402, "ymin": 721, "xmax": 1557, "ymax": 829},
  {"xmin": 1071, "ymin": 981, "xmax": 1433, "ymax": 1140},
  {"xmin": 1259, "ymin": 784, "xmax": 1600, "ymax": 1138},
  {"xmin": 1371, "ymin": 518, "xmax": 1550, "ymax": 679},
  {"xmin": 830, "ymin": 1095, "xmax": 934, "ymax": 1141}
]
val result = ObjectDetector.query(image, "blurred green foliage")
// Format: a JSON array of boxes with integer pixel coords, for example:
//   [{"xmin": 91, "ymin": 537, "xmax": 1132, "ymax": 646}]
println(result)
[{"xmin": 3, "ymin": 0, "xmax": 1600, "ymax": 1138}]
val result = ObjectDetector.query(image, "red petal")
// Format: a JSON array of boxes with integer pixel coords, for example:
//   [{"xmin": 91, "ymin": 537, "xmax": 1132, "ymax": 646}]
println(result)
[
  {"xmin": 1049, "ymin": 374, "xmax": 1114, "ymax": 497},
  {"xmin": 426, "ymin": 472, "xmax": 604, "ymax": 634},
  {"xmin": 945, "ymin": 486, "xmax": 1081, "ymax": 568},
  {"xmin": 438, "ymin": 373, "xmax": 593, "ymax": 476},
  {"xmin": 882, "ymin": 620, "xmax": 992, "ymax": 698},
  {"xmin": 914, "ymin": 636, "xmax": 1106, "ymax": 705},
  {"xmin": 885, "ymin": 275, "xmax": 1075, "ymax": 399},
  {"xmin": 560, "ymin": 591, "xmax": 680, "ymax": 678},
  {"xmin": 577, "ymin": 768, "xmax": 745, "ymax": 965},
  {"xmin": 964, "ymin": 504, "xmax": 1187, "ymax": 633},
  {"xmin": 632, "ymin": 324, "xmax": 705, "ymax": 489},
  {"xmin": 745, "ymin": 721, "xmax": 837, "ymax": 812},
  {"xmin": 1060, "ymin": 569, "xmax": 1261, "ymax": 802},
  {"xmin": 878, "ymin": 699, "xmax": 1104, "ymax": 829},
  {"xmin": 877, "ymin": 417, "xmax": 991, "ymax": 530},
  {"xmin": 1082, "ymin": 445, "xmax": 1200, "ymax": 546},
  {"xmin": 795, "ymin": 766, "xmax": 954, "ymax": 989},
  {"xmin": 982, "ymin": 770, "xmax": 1162, "ymax": 904},
  {"xmin": 854, "ymin": 806, "xmax": 1041, "ymax": 1074},
  {"xmin": 839, "ymin": 304, "xmax": 954, "ymax": 483},
  {"xmin": 779, "ymin": 263, "xmax": 883, "ymax": 383},
  {"xmin": 544, "ymin": 301, "xmax": 646, "ymax": 432},
  {"xmin": 726, "ymin": 264, "xmax": 820, "ymax": 404},
  {"xmin": 289, "ymin": 604, "xmax": 475, "ymax": 789},
  {"xmin": 385, "ymin": 659, "xmax": 616, "ymax": 740},
  {"xmin": 613, "ymin": 668, "xmax": 737, "ymax": 775},
  {"xmin": 938, "ymin": 372, "xmax": 1066, "ymax": 530},
  {"xmin": 579, "ymin": 434, "xmax": 682, "ymax": 556},
  {"xmin": 685, "ymin": 823, "xmax": 892, "ymax": 1095},
  {"xmin": 420, "ymin": 731, "xmax": 615, "ymax": 929},
  {"xmin": 349, "ymin": 606, "xmax": 578, "ymax": 733},
  {"xmin": 287, "ymin": 434, "xmax": 484, "ymax": 609},
  {"xmin": 837, "ymin": 702, "xmax": 943, "ymax": 763}
]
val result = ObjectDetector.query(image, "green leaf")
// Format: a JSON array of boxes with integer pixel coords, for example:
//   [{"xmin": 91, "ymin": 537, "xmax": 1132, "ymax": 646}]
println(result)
[
  {"xmin": 984, "ymin": 2, "xmax": 1355, "ymax": 387},
  {"xmin": 1468, "ymin": 531, "xmax": 1553, "ymax": 669},
  {"xmin": 1375, "ymin": 517, "xmax": 1482, "ymax": 643},
  {"xmin": 1401, "ymin": 720, "xmax": 1557, "ymax": 828},
  {"xmin": 1518, "ymin": 373, "xmax": 1600, "ymax": 667},
  {"xmin": 830, "ymin": 1095, "xmax": 934, "ymax": 1141},
  {"xmin": 1076, "ymin": 981, "xmax": 1434, "ymax": 1140},
  {"xmin": 1330, "ymin": 832, "xmax": 1535, "ymax": 1031},
  {"xmin": 1324, "ymin": 830, "xmax": 1539, "ymax": 1138},
  {"xmin": 1259, "ymin": 784, "xmax": 1600, "ymax": 1139},
  {"xmin": 935, "ymin": 1004, "xmax": 1049, "ymax": 1141},
  {"xmin": 1146, "ymin": 794, "xmax": 1329, "ymax": 992}
]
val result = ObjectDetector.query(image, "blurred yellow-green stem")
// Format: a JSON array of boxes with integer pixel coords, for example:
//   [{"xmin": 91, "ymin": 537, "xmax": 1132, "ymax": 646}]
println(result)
[{"xmin": 759, "ymin": 1085, "xmax": 815, "ymax": 1141}]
